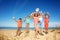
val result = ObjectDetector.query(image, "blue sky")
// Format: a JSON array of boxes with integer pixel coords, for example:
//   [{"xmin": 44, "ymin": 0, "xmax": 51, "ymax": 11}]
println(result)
[{"xmin": 0, "ymin": 0, "xmax": 60, "ymax": 27}]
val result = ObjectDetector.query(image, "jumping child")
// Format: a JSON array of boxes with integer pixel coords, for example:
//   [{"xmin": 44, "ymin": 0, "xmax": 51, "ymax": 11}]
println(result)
[
  {"xmin": 38, "ymin": 13, "xmax": 44, "ymax": 34},
  {"xmin": 44, "ymin": 12, "xmax": 50, "ymax": 34},
  {"xmin": 31, "ymin": 11, "xmax": 43, "ymax": 38},
  {"xmin": 24, "ymin": 16, "xmax": 31, "ymax": 33},
  {"xmin": 13, "ymin": 17, "xmax": 22, "ymax": 36}
]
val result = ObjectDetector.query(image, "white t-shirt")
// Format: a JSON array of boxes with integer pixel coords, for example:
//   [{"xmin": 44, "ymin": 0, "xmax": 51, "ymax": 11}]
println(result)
[{"xmin": 39, "ymin": 17, "xmax": 43, "ymax": 23}]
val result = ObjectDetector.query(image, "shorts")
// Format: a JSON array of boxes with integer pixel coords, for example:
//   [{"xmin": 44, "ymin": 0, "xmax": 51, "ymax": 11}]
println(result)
[{"xmin": 17, "ymin": 27, "xmax": 22, "ymax": 32}]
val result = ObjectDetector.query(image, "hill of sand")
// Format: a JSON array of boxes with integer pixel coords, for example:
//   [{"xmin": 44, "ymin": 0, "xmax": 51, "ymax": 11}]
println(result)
[{"xmin": 0, "ymin": 30, "xmax": 60, "ymax": 40}]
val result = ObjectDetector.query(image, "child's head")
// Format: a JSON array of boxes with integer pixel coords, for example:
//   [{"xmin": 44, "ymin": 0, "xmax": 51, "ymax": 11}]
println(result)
[
  {"xmin": 34, "ymin": 12, "xmax": 38, "ymax": 17},
  {"xmin": 19, "ymin": 18, "xmax": 22, "ymax": 20},
  {"xmin": 38, "ymin": 13, "xmax": 44, "ymax": 16},
  {"xmin": 28, "ymin": 16, "xmax": 30, "ymax": 18},
  {"xmin": 45, "ymin": 14, "xmax": 49, "ymax": 18},
  {"xmin": 40, "ymin": 13, "xmax": 43, "ymax": 16},
  {"xmin": 27, "ymin": 16, "xmax": 30, "ymax": 18},
  {"xmin": 45, "ymin": 15, "xmax": 48, "ymax": 18},
  {"xmin": 45, "ymin": 12, "xmax": 50, "ymax": 18}
]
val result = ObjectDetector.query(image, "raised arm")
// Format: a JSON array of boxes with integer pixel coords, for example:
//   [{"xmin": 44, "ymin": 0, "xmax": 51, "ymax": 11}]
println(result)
[
  {"xmin": 46, "ymin": 12, "xmax": 50, "ymax": 18},
  {"xmin": 13, "ymin": 17, "xmax": 17, "ymax": 22},
  {"xmin": 23, "ymin": 17, "xmax": 26, "ymax": 22},
  {"xmin": 42, "ymin": 12, "xmax": 45, "ymax": 18},
  {"xmin": 30, "ymin": 12, "xmax": 35, "ymax": 18}
]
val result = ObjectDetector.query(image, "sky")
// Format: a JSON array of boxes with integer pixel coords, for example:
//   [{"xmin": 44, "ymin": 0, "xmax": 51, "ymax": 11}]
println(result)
[{"xmin": 0, "ymin": 0, "xmax": 60, "ymax": 27}]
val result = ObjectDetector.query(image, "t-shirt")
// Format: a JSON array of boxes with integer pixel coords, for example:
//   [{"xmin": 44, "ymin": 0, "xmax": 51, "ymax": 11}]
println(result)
[
  {"xmin": 44, "ymin": 17, "xmax": 49, "ymax": 24},
  {"xmin": 17, "ymin": 20, "xmax": 22, "ymax": 27},
  {"xmin": 34, "ymin": 17, "xmax": 39, "ymax": 25},
  {"xmin": 25, "ymin": 18, "xmax": 31, "ymax": 23}
]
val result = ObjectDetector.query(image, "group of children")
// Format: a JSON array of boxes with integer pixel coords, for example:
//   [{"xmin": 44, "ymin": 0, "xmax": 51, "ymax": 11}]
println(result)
[{"xmin": 13, "ymin": 8, "xmax": 50, "ymax": 38}]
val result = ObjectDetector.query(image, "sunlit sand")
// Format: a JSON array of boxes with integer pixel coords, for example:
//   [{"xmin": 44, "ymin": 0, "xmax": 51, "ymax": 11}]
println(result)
[{"xmin": 0, "ymin": 29, "xmax": 60, "ymax": 40}]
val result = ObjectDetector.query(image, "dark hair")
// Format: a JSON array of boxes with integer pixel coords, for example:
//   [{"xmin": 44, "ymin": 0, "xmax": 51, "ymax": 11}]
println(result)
[
  {"xmin": 34, "ymin": 13, "xmax": 38, "ymax": 17},
  {"xmin": 19, "ymin": 18, "xmax": 22, "ymax": 20},
  {"xmin": 45, "ymin": 14, "xmax": 50, "ymax": 18},
  {"xmin": 45, "ymin": 14, "xmax": 47, "ymax": 16}
]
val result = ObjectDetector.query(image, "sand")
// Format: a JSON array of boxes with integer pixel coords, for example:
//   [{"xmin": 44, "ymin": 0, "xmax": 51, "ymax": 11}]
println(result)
[{"xmin": 0, "ymin": 29, "xmax": 60, "ymax": 40}]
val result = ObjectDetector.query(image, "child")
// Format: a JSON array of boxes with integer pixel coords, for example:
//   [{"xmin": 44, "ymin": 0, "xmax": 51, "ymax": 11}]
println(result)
[
  {"xmin": 44, "ymin": 12, "xmax": 50, "ymax": 34},
  {"xmin": 38, "ymin": 13, "xmax": 44, "ymax": 34},
  {"xmin": 24, "ymin": 16, "xmax": 31, "ymax": 33},
  {"xmin": 31, "ymin": 12, "xmax": 43, "ymax": 38},
  {"xmin": 13, "ymin": 17, "xmax": 22, "ymax": 36}
]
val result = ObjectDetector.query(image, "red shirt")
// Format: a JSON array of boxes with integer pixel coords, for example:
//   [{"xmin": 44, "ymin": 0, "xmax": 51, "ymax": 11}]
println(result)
[
  {"xmin": 44, "ymin": 17, "xmax": 49, "ymax": 24},
  {"xmin": 17, "ymin": 20, "xmax": 22, "ymax": 28}
]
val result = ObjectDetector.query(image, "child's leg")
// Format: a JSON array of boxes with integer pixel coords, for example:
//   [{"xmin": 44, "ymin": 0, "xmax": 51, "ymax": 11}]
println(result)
[
  {"xmin": 26, "ymin": 23, "xmax": 29, "ymax": 33},
  {"xmin": 16, "ymin": 27, "xmax": 20, "ymax": 36},
  {"xmin": 39, "ymin": 27, "xmax": 42, "ymax": 33},
  {"xmin": 38, "ymin": 28, "xmax": 44, "ymax": 35},
  {"xmin": 38, "ymin": 23, "xmax": 43, "ymax": 35},
  {"xmin": 35, "ymin": 29, "xmax": 38, "ymax": 38},
  {"xmin": 35, "ymin": 24, "xmax": 39, "ymax": 38},
  {"xmin": 44, "ymin": 24, "xmax": 48, "ymax": 34},
  {"xmin": 16, "ymin": 30, "xmax": 18, "ymax": 36},
  {"xmin": 46, "ymin": 24, "xmax": 48, "ymax": 32},
  {"xmin": 38, "ymin": 22, "xmax": 43, "ymax": 33},
  {"xmin": 40, "ymin": 22, "xmax": 43, "ymax": 32},
  {"xmin": 19, "ymin": 27, "xmax": 22, "ymax": 35}
]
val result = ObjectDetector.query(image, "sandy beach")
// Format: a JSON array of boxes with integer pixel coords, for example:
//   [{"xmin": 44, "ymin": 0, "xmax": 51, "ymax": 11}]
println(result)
[{"xmin": 0, "ymin": 29, "xmax": 60, "ymax": 40}]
